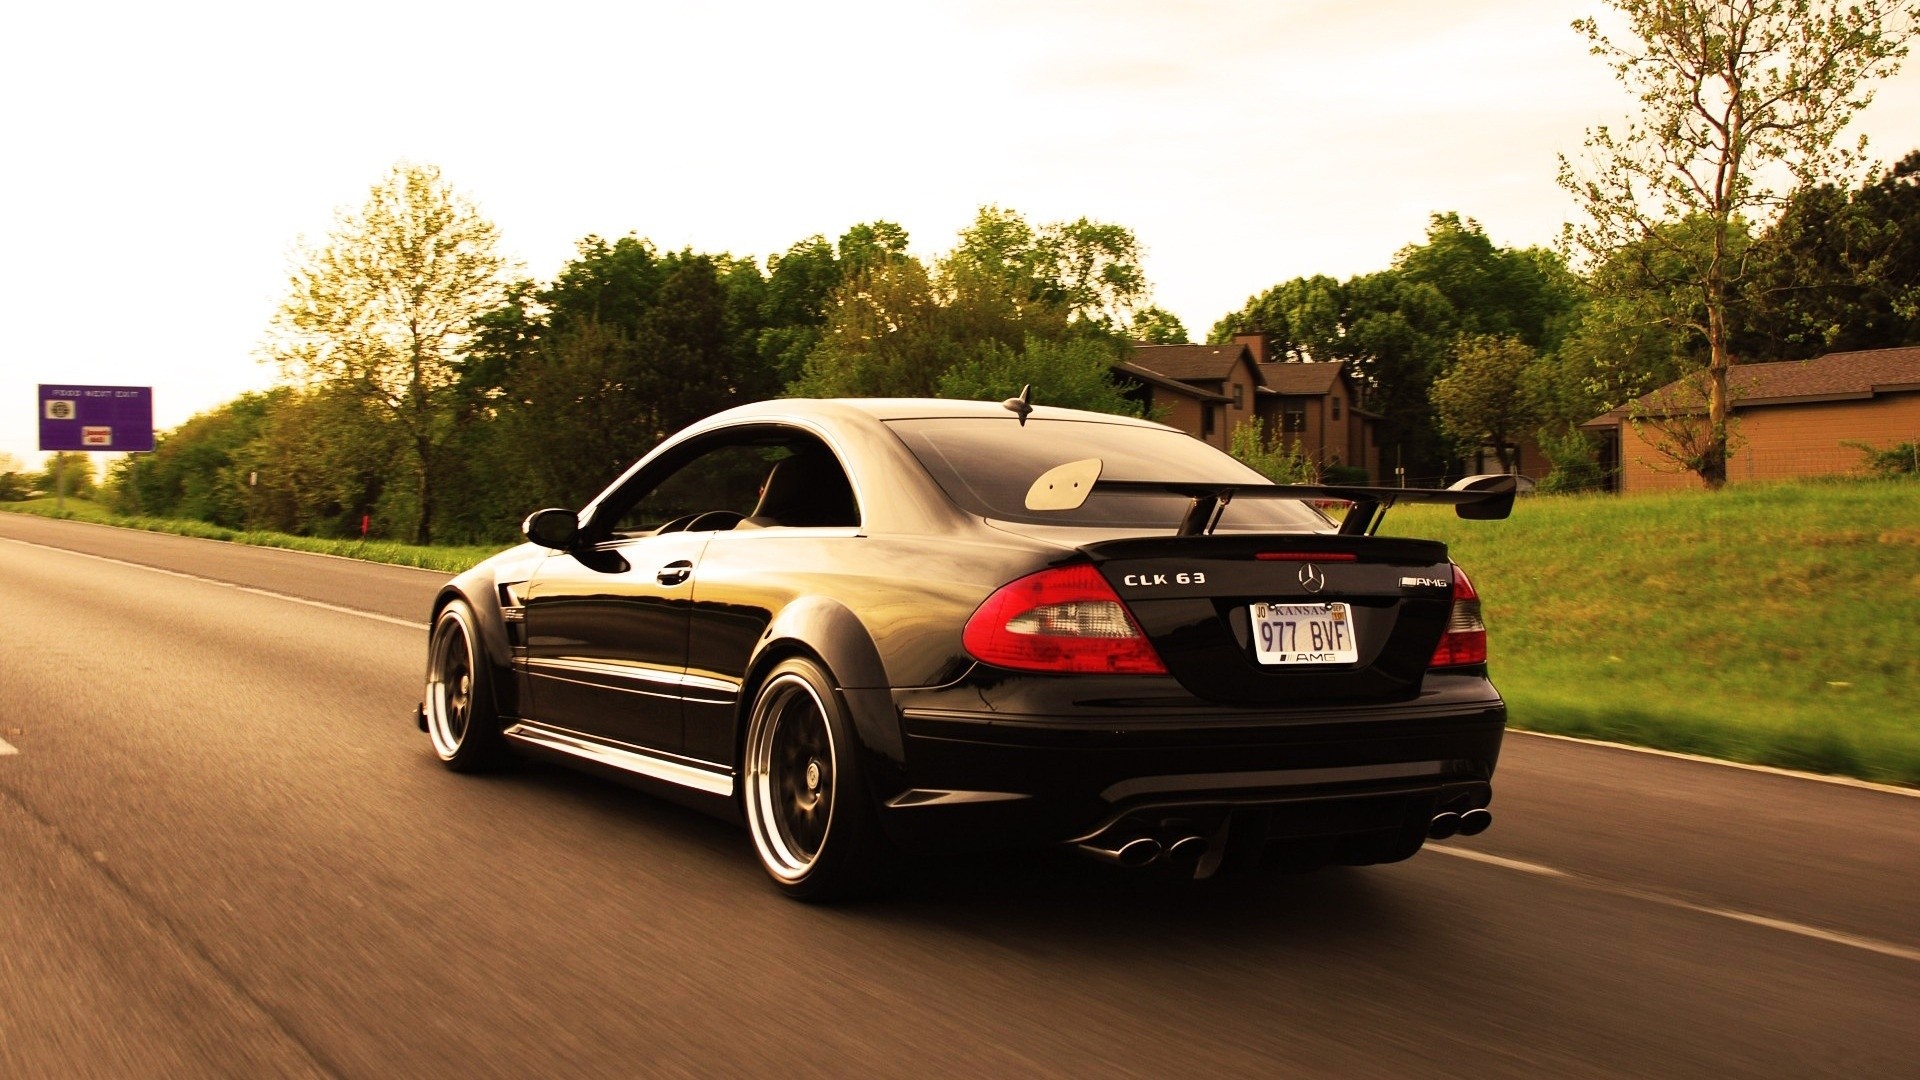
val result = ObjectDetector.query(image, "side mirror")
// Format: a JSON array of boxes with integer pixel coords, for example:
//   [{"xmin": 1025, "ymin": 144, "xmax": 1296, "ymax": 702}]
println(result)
[{"xmin": 522, "ymin": 507, "xmax": 581, "ymax": 550}]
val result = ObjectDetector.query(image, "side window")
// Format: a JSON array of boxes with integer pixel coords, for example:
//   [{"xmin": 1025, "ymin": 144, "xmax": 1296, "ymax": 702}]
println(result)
[
  {"xmin": 619, "ymin": 444, "xmax": 772, "ymax": 532},
  {"xmin": 604, "ymin": 430, "xmax": 858, "ymax": 536}
]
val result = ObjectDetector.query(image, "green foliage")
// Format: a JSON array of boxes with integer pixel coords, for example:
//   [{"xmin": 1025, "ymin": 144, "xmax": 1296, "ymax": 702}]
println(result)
[
  {"xmin": 1532, "ymin": 425, "xmax": 1608, "ymax": 494},
  {"xmin": 934, "ymin": 336, "xmax": 1143, "ymax": 417},
  {"xmin": 109, "ymin": 391, "xmax": 273, "ymax": 525},
  {"xmin": 265, "ymin": 162, "xmax": 512, "ymax": 543},
  {"xmin": 36, "ymin": 454, "xmax": 97, "ymax": 499},
  {"xmin": 1214, "ymin": 215, "xmax": 1579, "ymax": 483},
  {"xmin": 791, "ymin": 256, "xmax": 952, "ymax": 398},
  {"xmin": 792, "ymin": 207, "xmax": 1151, "ymax": 401},
  {"xmin": 941, "ymin": 206, "xmax": 1149, "ymax": 332},
  {"xmin": 1847, "ymin": 440, "xmax": 1920, "ymax": 476},
  {"xmin": 1129, "ymin": 305, "xmax": 1189, "ymax": 344},
  {"xmin": 1740, "ymin": 149, "xmax": 1920, "ymax": 358},
  {"xmin": 1431, "ymin": 335, "xmax": 1541, "ymax": 470},
  {"xmin": 1228, "ymin": 421, "xmax": 1317, "ymax": 483}
]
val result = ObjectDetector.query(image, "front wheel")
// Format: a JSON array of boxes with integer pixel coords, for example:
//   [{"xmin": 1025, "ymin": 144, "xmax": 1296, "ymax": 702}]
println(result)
[
  {"xmin": 742, "ymin": 658, "xmax": 884, "ymax": 901},
  {"xmin": 424, "ymin": 599, "xmax": 508, "ymax": 772}
]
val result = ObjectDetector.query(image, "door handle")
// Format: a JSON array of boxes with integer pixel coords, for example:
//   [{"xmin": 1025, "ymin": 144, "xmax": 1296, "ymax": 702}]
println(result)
[{"xmin": 656, "ymin": 560, "xmax": 693, "ymax": 586}]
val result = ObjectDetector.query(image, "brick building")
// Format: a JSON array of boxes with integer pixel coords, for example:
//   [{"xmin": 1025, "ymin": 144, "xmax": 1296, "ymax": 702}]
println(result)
[
  {"xmin": 1117, "ymin": 334, "xmax": 1382, "ymax": 479},
  {"xmin": 1581, "ymin": 346, "xmax": 1920, "ymax": 493}
]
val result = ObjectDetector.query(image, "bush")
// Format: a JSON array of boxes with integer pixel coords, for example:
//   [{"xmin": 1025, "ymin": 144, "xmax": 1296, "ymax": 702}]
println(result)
[
  {"xmin": 1228, "ymin": 422, "xmax": 1317, "ymax": 483},
  {"xmin": 1846, "ymin": 440, "xmax": 1919, "ymax": 477}
]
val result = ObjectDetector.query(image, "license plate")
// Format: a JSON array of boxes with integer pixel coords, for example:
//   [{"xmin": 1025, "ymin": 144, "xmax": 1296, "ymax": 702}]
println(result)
[{"xmin": 1251, "ymin": 602, "xmax": 1357, "ymax": 665}]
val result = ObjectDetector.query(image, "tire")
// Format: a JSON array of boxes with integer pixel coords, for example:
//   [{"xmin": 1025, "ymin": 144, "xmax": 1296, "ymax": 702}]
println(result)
[
  {"xmin": 742, "ymin": 657, "xmax": 884, "ymax": 901},
  {"xmin": 424, "ymin": 599, "xmax": 508, "ymax": 772}
]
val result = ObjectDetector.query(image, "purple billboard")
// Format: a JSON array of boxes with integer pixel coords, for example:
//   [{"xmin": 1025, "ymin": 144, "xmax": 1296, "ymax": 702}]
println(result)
[{"xmin": 39, "ymin": 384, "xmax": 155, "ymax": 452}]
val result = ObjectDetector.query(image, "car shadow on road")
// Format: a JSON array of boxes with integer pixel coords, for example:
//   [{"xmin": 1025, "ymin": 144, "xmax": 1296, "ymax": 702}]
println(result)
[{"xmin": 481, "ymin": 756, "xmax": 1444, "ymax": 955}]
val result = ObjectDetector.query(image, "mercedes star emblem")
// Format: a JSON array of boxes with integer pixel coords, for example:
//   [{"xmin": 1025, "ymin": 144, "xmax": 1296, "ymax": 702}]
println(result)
[{"xmin": 1298, "ymin": 563, "xmax": 1326, "ymax": 593}]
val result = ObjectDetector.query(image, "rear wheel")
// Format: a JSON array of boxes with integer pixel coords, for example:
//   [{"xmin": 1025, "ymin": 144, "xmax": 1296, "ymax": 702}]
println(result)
[
  {"xmin": 742, "ymin": 658, "xmax": 883, "ymax": 901},
  {"xmin": 425, "ymin": 599, "xmax": 507, "ymax": 772}
]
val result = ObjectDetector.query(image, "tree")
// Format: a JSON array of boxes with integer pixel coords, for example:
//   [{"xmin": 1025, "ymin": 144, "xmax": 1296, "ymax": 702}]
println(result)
[
  {"xmin": 1215, "ymin": 216, "xmax": 1580, "ymax": 483},
  {"xmin": 266, "ymin": 162, "xmax": 511, "ymax": 543},
  {"xmin": 943, "ymin": 206, "xmax": 1149, "ymax": 332},
  {"xmin": 1130, "ymin": 305, "xmax": 1190, "ymax": 344},
  {"xmin": 1430, "ymin": 335, "xmax": 1542, "ymax": 472},
  {"xmin": 935, "ymin": 336, "xmax": 1142, "ymax": 417},
  {"xmin": 1558, "ymin": 0, "xmax": 1914, "ymax": 487},
  {"xmin": 1740, "ymin": 147, "xmax": 1920, "ymax": 356}
]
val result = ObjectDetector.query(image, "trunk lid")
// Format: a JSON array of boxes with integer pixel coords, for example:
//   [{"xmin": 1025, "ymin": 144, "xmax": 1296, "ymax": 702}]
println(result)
[{"xmin": 1082, "ymin": 533, "xmax": 1456, "ymax": 705}]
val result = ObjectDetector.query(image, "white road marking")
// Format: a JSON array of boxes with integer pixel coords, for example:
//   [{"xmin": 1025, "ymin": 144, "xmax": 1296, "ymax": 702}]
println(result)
[
  {"xmin": 0, "ymin": 535, "xmax": 421, "ymax": 629},
  {"xmin": 1511, "ymin": 729, "xmax": 1920, "ymax": 798},
  {"xmin": 1428, "ymin": 844, "xmax": 1920, "ymax": 964},
  {"xmin": 0, "ymin": 737, "xmax": 18, "ymax": 756}
]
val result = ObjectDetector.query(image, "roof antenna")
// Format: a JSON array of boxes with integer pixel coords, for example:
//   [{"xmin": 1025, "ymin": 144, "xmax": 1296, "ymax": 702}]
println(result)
[{"xmin": 1002, "ymin": 384, "xmax": 1034, "ymax": 426}]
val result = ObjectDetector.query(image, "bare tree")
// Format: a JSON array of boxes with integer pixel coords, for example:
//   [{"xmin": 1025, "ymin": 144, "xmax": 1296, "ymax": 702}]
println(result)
[{"xmin": 1559, "ymin": 0, "xmax": 1913, "ymax": 487}]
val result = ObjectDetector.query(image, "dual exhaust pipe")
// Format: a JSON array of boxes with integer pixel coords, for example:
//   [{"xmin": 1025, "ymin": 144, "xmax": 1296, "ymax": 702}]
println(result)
[
  {"xmin": 1078, "ymin": 832, "xmax": 1208, "ymax": 868},
  {"xmin": 1428, "ymin": 807, "xmax": 1492, "ymax": 839},
  {"xmin": 1080, "ymin": 806, "xmax": 1493, "ymax": 869}
]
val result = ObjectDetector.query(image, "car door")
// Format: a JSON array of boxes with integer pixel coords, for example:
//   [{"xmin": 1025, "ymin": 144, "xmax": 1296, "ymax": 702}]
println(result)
[
  {"xmin": 521, "ymin": 530, "xmax": 712, "ymax": 754},
  {"xmin": 519, "ymin": 432, "xmax": 787, "ymax": 757}
]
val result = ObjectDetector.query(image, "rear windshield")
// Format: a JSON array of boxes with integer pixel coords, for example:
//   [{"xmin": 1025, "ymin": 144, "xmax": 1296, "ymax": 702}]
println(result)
[{"xmin": 886, "ymin": 416, "xmax": 1329, "ymax": 531}]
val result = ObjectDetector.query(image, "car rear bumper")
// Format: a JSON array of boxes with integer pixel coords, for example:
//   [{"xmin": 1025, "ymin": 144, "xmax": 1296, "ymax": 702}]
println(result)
[{"xmin": 872, "ymin": 677, "xmax": 1505, "ymax": 851}]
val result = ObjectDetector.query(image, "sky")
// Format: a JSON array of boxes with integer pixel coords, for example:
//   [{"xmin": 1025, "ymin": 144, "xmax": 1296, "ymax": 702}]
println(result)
[{"xmin": 3, "ymin": 0, "xmax": 1916, "ymax": 470}]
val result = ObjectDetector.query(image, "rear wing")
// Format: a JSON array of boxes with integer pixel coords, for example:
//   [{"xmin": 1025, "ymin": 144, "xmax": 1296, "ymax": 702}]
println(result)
[{"xmin": 1025, "ymin": 460, "xmax": 1518, "ymax": 536}]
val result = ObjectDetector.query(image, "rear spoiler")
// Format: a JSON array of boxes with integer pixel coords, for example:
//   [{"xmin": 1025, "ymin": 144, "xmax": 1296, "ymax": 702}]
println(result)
[{"xmin": 1026, "ymin": 460, "xmax": 1519, "ymax": 536}]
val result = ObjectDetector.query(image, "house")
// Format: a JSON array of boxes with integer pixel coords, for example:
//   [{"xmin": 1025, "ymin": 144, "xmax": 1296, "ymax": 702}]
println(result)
[
  {"xmin": 1117, "ymin": 334, "xmax": 1381, "ymax": 480},
  {"xmin": 1580, "ymin": 345, "xmax": 1920, "ymax": 493},
  {"xmin": 1116, "ymin": 339, "xmax": 1262, "ymax": 450}
]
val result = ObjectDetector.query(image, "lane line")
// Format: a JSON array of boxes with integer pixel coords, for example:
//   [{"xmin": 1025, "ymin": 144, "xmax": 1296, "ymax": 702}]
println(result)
[
  {"xmin": 1510, "ymin": 729, "xmax": 1920, "ymax": 798},
  {"xmin": 0, "ymin": 535, "xmax": 421, "ymax": 629},
  {"xmin": 1427, "ymin": 845, "xmax": 1920, "ymax": 964}
]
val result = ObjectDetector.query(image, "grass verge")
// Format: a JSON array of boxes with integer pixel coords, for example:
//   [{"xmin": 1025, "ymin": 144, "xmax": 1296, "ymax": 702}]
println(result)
[
  {"xmin": 0, "ymin": 498, "xmax": 505, "ymax": 574},
  {"xmin": 1387, "ymin": 478, "xmax": 1920, "ymax": 788}
]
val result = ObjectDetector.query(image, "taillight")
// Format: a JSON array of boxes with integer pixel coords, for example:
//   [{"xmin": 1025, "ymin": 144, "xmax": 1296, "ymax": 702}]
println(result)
[
  {"xmin": 1429, "ymin": 564, "xmax": 1487, "ymax": 668},
  {"xmin": 963, "ymin": 564, "xmax": 1167, "ymax": 674}
]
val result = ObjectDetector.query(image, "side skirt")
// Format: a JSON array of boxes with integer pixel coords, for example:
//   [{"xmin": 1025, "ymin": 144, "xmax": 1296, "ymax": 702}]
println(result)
[{"xmin": 503, "ymin": 720, "xmax": 735, "ymax": 798}]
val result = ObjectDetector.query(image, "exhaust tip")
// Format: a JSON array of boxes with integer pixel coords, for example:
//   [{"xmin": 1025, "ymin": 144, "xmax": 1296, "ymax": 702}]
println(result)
[
  {"xmin": 1115, "ymin": 837, "xmax": 1164, "ymax": 867},
  {"xmin": 1427, "ymin": 811, "xmax": 1462, "ymax": 839},
  {"xmin": 1457, "ymin": 808, "xmax": 1493, "ymax": 836},
  {"xmin": 1078, "ymin": 836, "xmax": 1164, "ymax": 868},
  {"xmin": 1164, "ymin": 835, "xmax": 1208, "ymax": 864}
]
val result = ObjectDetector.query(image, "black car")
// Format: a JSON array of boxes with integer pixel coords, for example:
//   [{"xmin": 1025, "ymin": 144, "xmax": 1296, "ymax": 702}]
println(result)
[{"xmin": 419, "ymin": 397, "xmax": 1514, "ymax": 900}]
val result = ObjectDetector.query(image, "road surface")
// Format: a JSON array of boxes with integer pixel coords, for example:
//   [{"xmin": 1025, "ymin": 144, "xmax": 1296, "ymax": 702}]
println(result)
[{"xmin": 3, "ymin": 513, "xmax": 1916, "ymax": 1078}]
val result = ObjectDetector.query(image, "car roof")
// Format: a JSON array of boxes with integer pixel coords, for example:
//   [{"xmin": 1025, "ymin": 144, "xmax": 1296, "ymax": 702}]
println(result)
[{"xmin": 702, "ymin": 396, "xmax": 1177, "ymax": 431}]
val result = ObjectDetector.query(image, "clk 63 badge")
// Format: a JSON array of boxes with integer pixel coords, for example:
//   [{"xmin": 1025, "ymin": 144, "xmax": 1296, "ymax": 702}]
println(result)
[{"xmin": 1122, "ymin": 572, "xmax": 1208, "ymax": 587}]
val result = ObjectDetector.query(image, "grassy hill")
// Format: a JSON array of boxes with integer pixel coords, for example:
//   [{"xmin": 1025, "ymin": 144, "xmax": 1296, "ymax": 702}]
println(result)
[{"xmin": 1387, "ymin": 479, "xmax": 1920, "ymax": 786}]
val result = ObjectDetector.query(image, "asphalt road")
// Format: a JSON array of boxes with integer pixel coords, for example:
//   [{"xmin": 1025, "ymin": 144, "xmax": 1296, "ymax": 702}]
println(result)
[{"xmin": 3, "ymin": 513, "xmax": 1917, "ymax": 1079}]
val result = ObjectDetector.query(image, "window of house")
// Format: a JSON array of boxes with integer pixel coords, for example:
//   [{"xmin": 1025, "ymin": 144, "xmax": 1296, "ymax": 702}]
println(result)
[
  {"xmin": 1202, "ymin": 404, "xmax": 1217, "ymax": 438},
  {"xmin": 1281, "ymin": 400, "xmax": 1306, "ymax": 433},
  {"xmin": 1233, "ymin": 383, "xmax": 1245, "ymax": 410},
  {"xmin": 1332, "ymin": 397, "xmax": 1342, "ymax": 421}
]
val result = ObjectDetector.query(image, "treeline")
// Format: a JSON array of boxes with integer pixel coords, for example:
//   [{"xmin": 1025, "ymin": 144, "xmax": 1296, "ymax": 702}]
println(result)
[
  {"xmin": 97, "ymin": 146, "xmax": 1919, "ymax": 544},
  {"xmin": 109, "ymin": 174, "xmax": 1166, "ymax": 545}
]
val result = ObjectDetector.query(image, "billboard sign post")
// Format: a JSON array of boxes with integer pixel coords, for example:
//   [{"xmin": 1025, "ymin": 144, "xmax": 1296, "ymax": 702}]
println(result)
[
  {"xmin": 37, "ymin": 385, "xmax": 155, "ymax": 511},
  {"xmin": 39, "ymin": 385, "xmax": 155, "ymax": 453}
]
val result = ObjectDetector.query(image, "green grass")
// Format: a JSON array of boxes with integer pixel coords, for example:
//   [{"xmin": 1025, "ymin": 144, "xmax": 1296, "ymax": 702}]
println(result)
[
  {"xmin": 0, "ymin": 498, "xmax": 506, "ymax": 574},
  {"xmin": 11, "ymin": 482, "xmax": 1919, "ymax": 787},
  {"xmin": 1385, "ymin": 479, "xmax": 1920, "ymax": 787}
]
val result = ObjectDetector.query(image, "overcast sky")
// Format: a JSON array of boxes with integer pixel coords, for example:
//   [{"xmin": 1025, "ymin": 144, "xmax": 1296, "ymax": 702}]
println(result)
[{"xmin": 4, "ymin": 0, "xmax": 1916, "ymax": 468}]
